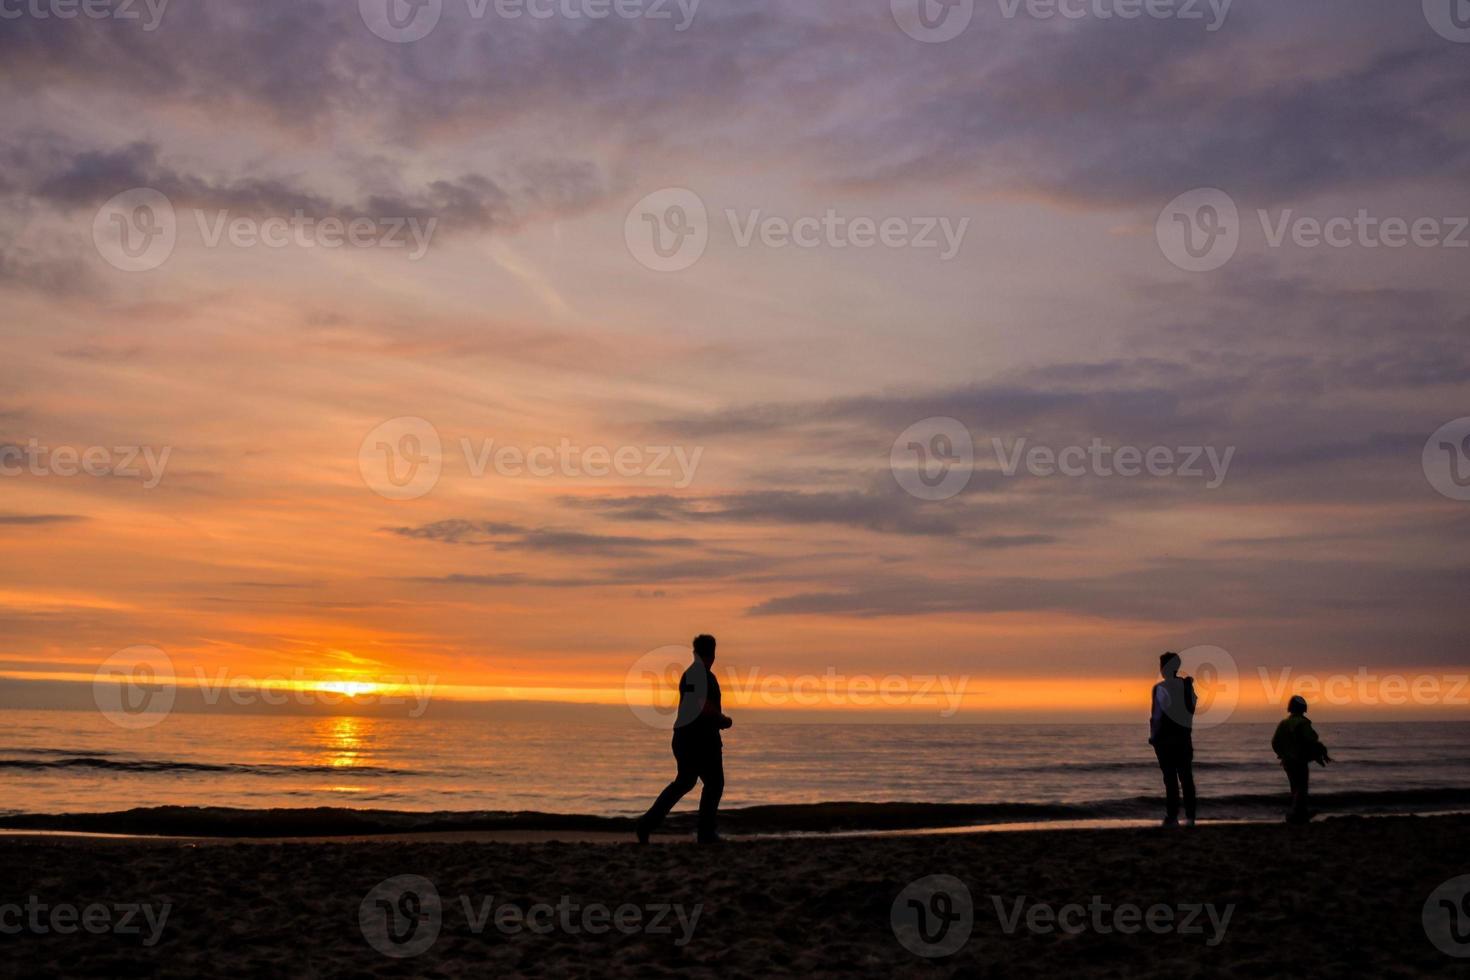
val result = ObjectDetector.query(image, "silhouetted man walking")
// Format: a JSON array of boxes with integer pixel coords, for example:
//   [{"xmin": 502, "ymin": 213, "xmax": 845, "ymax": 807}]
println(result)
[
  {"xmin": 636, "ymin": 634, "xmax": 732, "ymax": 844},
  {"xmin": 1149, "ymin": 652, "xmax": 1198, "ymax": 827}
]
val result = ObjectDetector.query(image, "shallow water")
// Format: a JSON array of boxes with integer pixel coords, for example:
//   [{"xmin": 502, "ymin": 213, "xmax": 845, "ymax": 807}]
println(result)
[{"xmin": 3, "ymin": 710, "xmax": 1468, "ymax": 819}]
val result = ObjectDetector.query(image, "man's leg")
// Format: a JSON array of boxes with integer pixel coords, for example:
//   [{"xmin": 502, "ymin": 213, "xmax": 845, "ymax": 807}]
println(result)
[
  {"xmin": 640, "ymin": 737, "xmax": 699, "ymax": 835},
  {"xmin": 1155, "ymin": 745, "xmax": 1180, "ymax": 822},
  {"xmin": 696, "ymin": 742, "xmax": 724, "ymax": 842},
  {"xmin": 1179, "ymin": 741, "xmax": 1197, "ymax": 822},
  {"xmin": 1285, "ymin": 763, "xmax": 1308, "ymax": 822}
]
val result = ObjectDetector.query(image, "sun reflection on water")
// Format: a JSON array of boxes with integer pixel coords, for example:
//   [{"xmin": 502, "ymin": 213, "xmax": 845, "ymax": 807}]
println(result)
[{"xmin": 313, "ymin": 715, "xmax": 375, "ymax": 770}]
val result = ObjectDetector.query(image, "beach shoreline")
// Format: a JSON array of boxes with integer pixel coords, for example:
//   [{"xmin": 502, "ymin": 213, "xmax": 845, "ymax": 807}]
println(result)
[
  {"xmin": 6, "ymin": 808, "xmax": 1470, "ymax": 847},
  {"xmin": 2, "ymin": 813, "xmax": 1466, "ymax": 977},
  {"xmin": 4, "ymin": 787, "xmax": 1470, "ymax": 840}
]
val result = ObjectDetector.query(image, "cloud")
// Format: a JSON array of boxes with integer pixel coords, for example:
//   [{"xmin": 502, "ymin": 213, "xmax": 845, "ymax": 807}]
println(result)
[
  {"xmin": 635, "ymin": 258, "xmax": 1469, "ymax": 513},
  {"xmin": 0, "ymin": 2, "xmax": 792, "ymax": 166},
  {"xmin": 0, "ymin": 514, "xmax": 85, "ymax": 526},
  {"xmin": 652, "ymin": 361, "xmax": 1238, "ymax": 449},
  {"xmin": 569, "ymin": 489, "xmax": 977, "ymax": 537},
  {"xmin": 406, "ymin": 573, "xmax": 606, "ymax": 589},
  {"xmin": 6, "ymin": 3, "xmax": 1463, "ymax": 218},
  {"xmin": 55, "ymin": 344, "xmax": 147, "ymax": 362},
  {"xmin": 840, "ymin": 14, "xmax": 1470, "ymax": 207},
  {"xmin": 385, "ymin": 519, "xmax": 700, "ymax": 555},
  {"xmin": 14, "ymin": 138, "xmax": 610, "ymax": 237},
  {"xmin": 408, "ymin": 551, "xmax": 781, "ymax": 589},
  {"xmin": 0, "ymin": 247, "xmax": 99, "ymax": 298},
  {"xmin": 226, "ymin": 581, "xmax": 320, "ymax": 590},
  {"xmin": 749, "ymin": 559, "xmax": 1470, "ymax": 623}
]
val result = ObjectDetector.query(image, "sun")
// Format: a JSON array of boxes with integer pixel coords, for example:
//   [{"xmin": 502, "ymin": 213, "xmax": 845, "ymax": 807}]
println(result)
[{"xmin": 315, "ymin": 680, "xmax": 379, "ymax": 698}]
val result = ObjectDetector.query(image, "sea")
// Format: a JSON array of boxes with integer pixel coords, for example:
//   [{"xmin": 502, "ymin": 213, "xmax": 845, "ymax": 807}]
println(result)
[{"xmin": 3, "ymin": 710, "xmax": 1469, "ymax": 827}]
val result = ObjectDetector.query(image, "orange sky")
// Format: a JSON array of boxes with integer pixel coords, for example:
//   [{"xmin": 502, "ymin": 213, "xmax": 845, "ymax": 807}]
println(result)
[{"xmin": 2, "ymin": 2, "xmax": 1468, "ymax": 723}]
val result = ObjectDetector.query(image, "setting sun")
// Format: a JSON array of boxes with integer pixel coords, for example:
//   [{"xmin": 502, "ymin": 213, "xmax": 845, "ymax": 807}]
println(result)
[{"xmin": 313, "ymin": 680, "xmax": 381, "ymax": 699}]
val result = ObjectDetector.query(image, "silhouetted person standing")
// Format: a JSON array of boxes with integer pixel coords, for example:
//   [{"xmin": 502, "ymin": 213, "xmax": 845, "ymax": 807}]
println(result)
[
  {"xmin": 636, "ymin": 634, "xmax": 732, "ymax": 844},
  {"xmin": 1149, "ymin": 652, "xmax": 1198, "ymax": 827},
  {"xmin": 1272, "ymin": 695, "xmax": 1331, "ymax": 824}
]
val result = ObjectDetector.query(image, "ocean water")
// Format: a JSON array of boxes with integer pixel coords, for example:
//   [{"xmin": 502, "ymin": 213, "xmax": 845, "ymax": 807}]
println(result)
[{"xmin": 2, "ymin": 710, "xmax": 1469, "ymax": 821}]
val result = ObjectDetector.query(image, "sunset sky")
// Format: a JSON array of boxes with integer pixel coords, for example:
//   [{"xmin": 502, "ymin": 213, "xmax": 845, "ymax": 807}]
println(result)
[{"xmin": 2, "ymin": 0, "xmax": 1468, "ymax": 720}]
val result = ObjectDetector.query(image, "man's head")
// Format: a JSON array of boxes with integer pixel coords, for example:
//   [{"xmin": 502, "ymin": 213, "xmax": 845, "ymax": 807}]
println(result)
[
  {"xmin": 693, "ymin": 634, "xmax": 717, "ymax": 664},
  {"xmin": 1288, "ymin": 695, "xmax": 1308, "ymax": 716},
  {"xmin": 1159, "ymin": 652, "xmax": 1182, "ymax": 678}
]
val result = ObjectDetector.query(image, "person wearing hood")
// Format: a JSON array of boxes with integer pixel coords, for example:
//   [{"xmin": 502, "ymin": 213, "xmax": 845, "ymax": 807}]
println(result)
[{"xmin": 1272, "ymin": 695, "xmax": 1332, "ymax": 824}]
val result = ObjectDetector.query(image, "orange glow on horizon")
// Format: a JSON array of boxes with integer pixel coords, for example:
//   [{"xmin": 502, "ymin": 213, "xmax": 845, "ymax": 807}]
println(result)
[{"xmin": 11, "ymin": 666, "xmax": 1466, "ymax": 717}]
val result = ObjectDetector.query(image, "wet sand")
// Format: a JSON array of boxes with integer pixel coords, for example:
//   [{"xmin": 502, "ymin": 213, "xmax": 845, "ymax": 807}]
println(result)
[
  {"xmin": 7, "ymin": 789, "xmax": 1470, "ymax": 839},
  {"xmin": 1, "ymin": 813, "xmax": 1466, "ymax": 978}
]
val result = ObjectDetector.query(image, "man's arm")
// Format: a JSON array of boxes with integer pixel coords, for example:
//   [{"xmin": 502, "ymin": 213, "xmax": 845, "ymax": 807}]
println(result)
[
  {"xmin": 694, "ymin": 688, "xmax": 721, "ymax": 722},
  {"xmin": 684, "ymin": 666, "xmax": 728, "ymax": 729},
  {"xmin": 1149, "ymin": 684, "xmax": 1164, "ymax": 744}
]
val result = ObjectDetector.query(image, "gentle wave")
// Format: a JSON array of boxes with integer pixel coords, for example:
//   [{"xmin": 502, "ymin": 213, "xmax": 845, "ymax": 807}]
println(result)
[
  {"xmin": 7, "ymin": 754, "xmax": 1460, "ymax": 778},
  {"xmin": 1038, "ymin": 757, "xmax": 1470, "ymax": 773},
  {"xmin": 0, "ymin": 757, "xmax": 411, "ymax": 776}
]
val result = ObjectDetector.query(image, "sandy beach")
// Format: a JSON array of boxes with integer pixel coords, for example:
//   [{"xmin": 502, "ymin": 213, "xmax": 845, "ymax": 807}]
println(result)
[{"xmin": 2, "ymin": 813, "xmax": 1467, "ymax": 978}]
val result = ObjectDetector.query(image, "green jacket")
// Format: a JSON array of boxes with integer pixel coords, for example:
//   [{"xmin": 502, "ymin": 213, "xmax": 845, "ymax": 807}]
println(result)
[{"xmin": 1272, "ymin": 715, "xmax": 1329, "ymax": 766}]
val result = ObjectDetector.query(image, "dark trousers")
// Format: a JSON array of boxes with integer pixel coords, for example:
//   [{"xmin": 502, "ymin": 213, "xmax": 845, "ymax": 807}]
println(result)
[
  {"xmin": 1154, "ymin": 737, "xmax": 1196, "ymax": 821},
  {"xmin": 642, "ymin": 732, "xmax": 723, "ymax": 840},
  {"xmin": 1284, "ymin": 761, "xmax": 1310, "ymax": 822}
]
